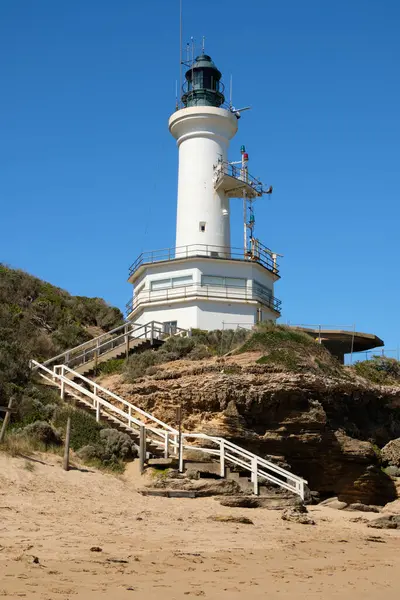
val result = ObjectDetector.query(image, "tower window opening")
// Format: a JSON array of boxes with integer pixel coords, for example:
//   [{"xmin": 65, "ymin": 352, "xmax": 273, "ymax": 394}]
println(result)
[{"xmin": 199, "ymin": 222, "xmax": 206, "ymax": 232}]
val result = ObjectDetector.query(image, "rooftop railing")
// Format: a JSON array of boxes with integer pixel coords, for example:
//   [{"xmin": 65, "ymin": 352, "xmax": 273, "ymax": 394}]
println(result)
[
  {"xmin": 126, "ymin": 282, "xmax": 281, "ymax": 316},
  {"xmin": 128, "ymin": 243, "xmax": 279, "ymax": 279}
]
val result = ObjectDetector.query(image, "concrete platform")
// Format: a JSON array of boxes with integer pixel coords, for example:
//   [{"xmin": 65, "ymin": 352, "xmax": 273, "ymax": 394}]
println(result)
[{"xmin": 291, "ymin": 327, "xmax": 384, "ymax": 363}]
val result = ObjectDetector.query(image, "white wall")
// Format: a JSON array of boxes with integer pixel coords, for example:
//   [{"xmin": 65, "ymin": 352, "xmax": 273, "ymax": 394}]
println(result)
[
  {"xmin": 196, "ymin": 301, "xmax": 276, "ymax": 331},
  {"xmin": 134, "ymin": 303, "xmax": 199, "ymax": 332},
  {"xmin": 134, "ymin": 299, "xmax": 276, "ymax": 332},
  {"xmin": 169, "ymin": 107, "xmax": 238, "ymax": 251}
]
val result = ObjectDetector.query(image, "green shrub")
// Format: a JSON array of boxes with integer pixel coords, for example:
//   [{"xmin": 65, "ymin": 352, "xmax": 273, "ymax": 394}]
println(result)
[
  {"xmin": 99, "ymin": 429, "xmax": 137, "ymax": 460},
  {"xmin": 191, "ymin": 328, "xmax": 250, "ymax": 355},
  {"xmin": 124, "ymin": 350, "xmax": 158, "ymax": 381},
  {"xmin": 21, "ymin": 421, "xmax": 62, "ymax": 446},
  {"xmin": 96, "ymin": 358, "xmax": 125, "ymax": 375},
  {"xmin": 53, "ymin": 406, "xmax": 103, "ymax": 451},
  {"xmin": 188, "ymin": 344, "xmax": 212, "ymax": 361},
  {"xmin": 354, "ymin": 357, "xmax": 400, "ymax": 385},
  {"xmin": 77, "ymin": 430, "xmax": 137, "ymax": 472}
]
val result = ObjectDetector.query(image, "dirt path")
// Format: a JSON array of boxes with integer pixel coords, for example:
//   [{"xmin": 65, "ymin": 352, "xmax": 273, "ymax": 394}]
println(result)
[{"xmin": 1, "ymin": 453, "xmax": 399, "ymax": 599}]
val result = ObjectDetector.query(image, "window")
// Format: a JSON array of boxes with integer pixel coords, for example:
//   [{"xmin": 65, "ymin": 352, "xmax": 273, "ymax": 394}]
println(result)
[
  {"xmin": 254, "ymin": 280, "xmax": 272, "ymax": 300},
  {"xmin": 163, "ymin": 321, "xmax": 177, "ymax": 335},
  {"xmin": 150, "ymin": 278, "xmax": 171, "ymax": 291},
  {"xmin": 201, "ymin": 275, "xmax": 247, "ymax": 288},
  {"xmin": 172, "ymin": 275, "xmax": 192, "ymax": 287},
  {"xmin": 199, "ymin": 222, "xmax": 206, "ymax": 232},
  {"xmin": 150, "ymin": 275, "xmax": 193, "ymax": 291}
]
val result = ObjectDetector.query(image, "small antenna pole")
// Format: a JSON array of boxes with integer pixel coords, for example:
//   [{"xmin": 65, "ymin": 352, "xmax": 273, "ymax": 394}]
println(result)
[
  {"xmin": 202, "ymin": 35, "xmax": 205, "ymax": 53},
  {"xmin": 175, "ymin": 80, "xmax": 178, "ymax": 110},
  {"xmin": 179, "ymin": 0, "xmax": 183, "ymax": 108},
  {"xmin": 191, "ymin": 36, "xmax": 194, "ymax": 86},
  {"xmin": 229, "ymin": 75, "xmax": 233, "ymax": 108}
]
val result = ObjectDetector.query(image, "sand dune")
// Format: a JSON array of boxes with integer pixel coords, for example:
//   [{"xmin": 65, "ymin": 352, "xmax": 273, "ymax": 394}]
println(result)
[{"xmin": 0, "ymin": 453, "xmax": 399, "ymax": 599}]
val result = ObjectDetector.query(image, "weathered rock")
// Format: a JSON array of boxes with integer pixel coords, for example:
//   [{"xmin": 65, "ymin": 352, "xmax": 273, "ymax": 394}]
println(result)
[
  {"xmin": 381, "ymin": 499, "xmax": 400, "ymax": 514},
  {"xmin": 208, "ymin": 515, "xmax": 254, "ymax": 525},
  {"xmin": 349, "ymin": 516, "xmax": 369, "ymax": 524},
  {"xmin": 345, "ymin": 503, "xmax": 380, "ymax": 513},
  {"xmin": 367, "ymin": 515, "xmax": 400, "ymax": 529},
  {"xmin": 381, "ymin": 439, "xmax": 400, "ymax": 467},
  {"xmin": 337, "ymin": 465, "xmax": 397, "ymax": 506},
  {"xmin": 190, "ymin": 479, "xmax": 241, "ymax": 497},
  {"xmin": 383, "ymin": 466, "xmax": 400, "ymax": 477},
  {"xmin": 100, "ymin": 357, "xmax": 400, "ymax": 504},
  {"xmin": 218, "ymin": 496, "xmax": 261, "ymax": 508},
  {"xmin": 281, "ymin": 507, "xmax": 315, "ymax": 525},
  {"xmin": 319, "ymin": 497, "xmax": 348, "ymax": 510},
  {"xmin": 145, "ymin": 474, "xmax": 241, "ymax": 497}
]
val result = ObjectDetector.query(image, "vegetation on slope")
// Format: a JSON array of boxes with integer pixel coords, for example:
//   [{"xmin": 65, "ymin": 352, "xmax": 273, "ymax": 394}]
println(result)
[
  {"xmin": 124, "ymin": 328, "xmax": 250, "ymax": 381},
  {"xmin": 352, "ymin": 356, "xmax": 400, "ymax": 385},
  {"xmin": 0, "ymin": 264, "xmax": 123, "ymax": 405},
  {"xmin": 236, "ymin": 322, "xmax": 345, "ymax": 377}
]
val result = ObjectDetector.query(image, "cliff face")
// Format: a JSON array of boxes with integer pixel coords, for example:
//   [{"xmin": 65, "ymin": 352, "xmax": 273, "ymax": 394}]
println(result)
[{"xmin": 99, "ymin": 352, "xmax": 400, "ymax": 505}]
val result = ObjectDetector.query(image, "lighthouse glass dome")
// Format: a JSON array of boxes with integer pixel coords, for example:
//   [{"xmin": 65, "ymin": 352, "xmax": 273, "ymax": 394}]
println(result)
[{"xmin": 182, "ymin": 54, "xmax": 225, "ymax": 108}]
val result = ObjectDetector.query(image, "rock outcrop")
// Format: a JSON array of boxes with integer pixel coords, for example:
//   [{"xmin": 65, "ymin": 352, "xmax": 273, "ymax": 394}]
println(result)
[
  {"xmin": 381, "ymin": 438, "xmax": 400, "ymax": 467},
  {"xmin": 99, "ymin": 354, "xmax": 400, "ymax": 505}
]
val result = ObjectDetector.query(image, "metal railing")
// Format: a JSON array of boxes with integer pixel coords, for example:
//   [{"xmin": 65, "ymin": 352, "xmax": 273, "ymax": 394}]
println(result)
[
  {"xmin": 30, "ymin": 360, "xmax": 307, "ymax": 499},
  {"xmin": 214, "ymin": 161, "xmax": 264, "ymax": 196},
  {"xmin": 128, "ymin": 243, "xmax": 279, "ymax": 278},
  {"xmin": 43, "ymin": 320, "xmax": 189, "ymax": 371},
  {"xmin": 126, "ymin": 283, "xmax": 281, "ymax": 316}
]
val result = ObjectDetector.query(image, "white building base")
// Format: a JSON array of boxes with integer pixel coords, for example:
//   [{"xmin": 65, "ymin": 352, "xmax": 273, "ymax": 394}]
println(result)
[{"xmin": 126, "ymin": 253, "xmax": 281, "ymax": 333}]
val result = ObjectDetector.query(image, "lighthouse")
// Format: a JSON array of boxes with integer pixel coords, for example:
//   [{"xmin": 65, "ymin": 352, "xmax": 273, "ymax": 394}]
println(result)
[{"xmin": 126, "ymin": 52, "xmax": 281, "ymax": 333}]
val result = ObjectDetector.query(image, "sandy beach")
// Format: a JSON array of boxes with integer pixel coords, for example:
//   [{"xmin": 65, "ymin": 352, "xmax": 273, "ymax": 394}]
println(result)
[{"xmin": 1, "ymin": 452, "xmax": 399, "ymax": 599}]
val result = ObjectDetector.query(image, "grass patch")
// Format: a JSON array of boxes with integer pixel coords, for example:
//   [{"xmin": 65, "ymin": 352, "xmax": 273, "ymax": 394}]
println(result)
[
  {"xmin": 0, "ymin": 431, "xmax": 63, "ymax": 458},
  {"xmin": 237, "ymin": 322, "xmax": 344, "ymax": 376},
  {"xmin": 238, "ymin": 323, "xmax": 315, "ymax": 354},
  {"xmin": 256, "ymin": 348, "xmax": 301, "ymax": 372}
]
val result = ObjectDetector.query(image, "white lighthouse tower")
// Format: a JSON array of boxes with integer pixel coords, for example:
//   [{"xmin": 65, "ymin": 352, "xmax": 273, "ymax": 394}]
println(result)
[{"xmin": 127, "ymin": 52, "xmax": 281, "ymax": 333}]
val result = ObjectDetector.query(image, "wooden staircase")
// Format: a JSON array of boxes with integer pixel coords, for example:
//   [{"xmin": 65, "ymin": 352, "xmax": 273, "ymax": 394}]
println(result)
[{"xmin": 31, "ymin": 359, "xmax": 308, "ymax": 500}]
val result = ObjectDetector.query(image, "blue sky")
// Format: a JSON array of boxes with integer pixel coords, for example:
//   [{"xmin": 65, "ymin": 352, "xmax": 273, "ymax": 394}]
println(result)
[{"xmin": 1, "ymin": 0, "xmax": 399, "ymax": 355}]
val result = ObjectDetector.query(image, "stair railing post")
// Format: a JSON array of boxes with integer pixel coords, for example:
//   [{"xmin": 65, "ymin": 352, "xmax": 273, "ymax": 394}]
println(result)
[
  {"xmin": 128, "ymin": 406, "xmax": 132, "ymax": 428},
  {"xmin": 219, "ymin": 439, "xmax": 225, "ymax": 477},
  {"xmin": 178, "ymin": 433, "xmax": 184, "ymax": 473},
  {"xmin": 164, "ymin": 432, "xmax": 170, "ymax": 459},
  {"xmin": 150, "ymin": 322, "xmax": 154, "ymax": 345},
  {"xmin": 299, "ymin": 479, "xmax": 304, "ymax": 501},
  {"xmin": 125, "ymin": 324, "xmax": 129, "ymax": 358},
  {"xmin": 94, "ymin": 386, "xmax": 100, "ymax": 422},
  {"xmin": 60, "ymin": 378, "xmax": 65, "ymax": 401},
  {"xmin": 173, "ymin": 434, "xmax": 178, "ymax": 456},
  {"xmin": 139, "ymin": 425, "xmax": 146, "ymax": 474},
  {"xmin": 252, "ymin": 457, "xmax": 259, "ymax": 495}
]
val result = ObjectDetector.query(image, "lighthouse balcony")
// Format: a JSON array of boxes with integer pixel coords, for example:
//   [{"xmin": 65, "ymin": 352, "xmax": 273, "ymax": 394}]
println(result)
[
  {"xmin": 128, "ymin": 243, "xmax": 279, "ymax": 282},
  {"xmin": 126, "ymin": 281, "xmax": 281, "ymax": 319},
  {"xmin": 213, "ymin": 162, "xmax": 264, "ymax": 199}
]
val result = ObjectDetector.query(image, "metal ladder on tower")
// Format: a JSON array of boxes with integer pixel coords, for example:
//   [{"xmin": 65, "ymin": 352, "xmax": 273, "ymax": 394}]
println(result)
[{"xmin": 30, "ymin": 360, "xmax": 308, "ymax": 500}]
